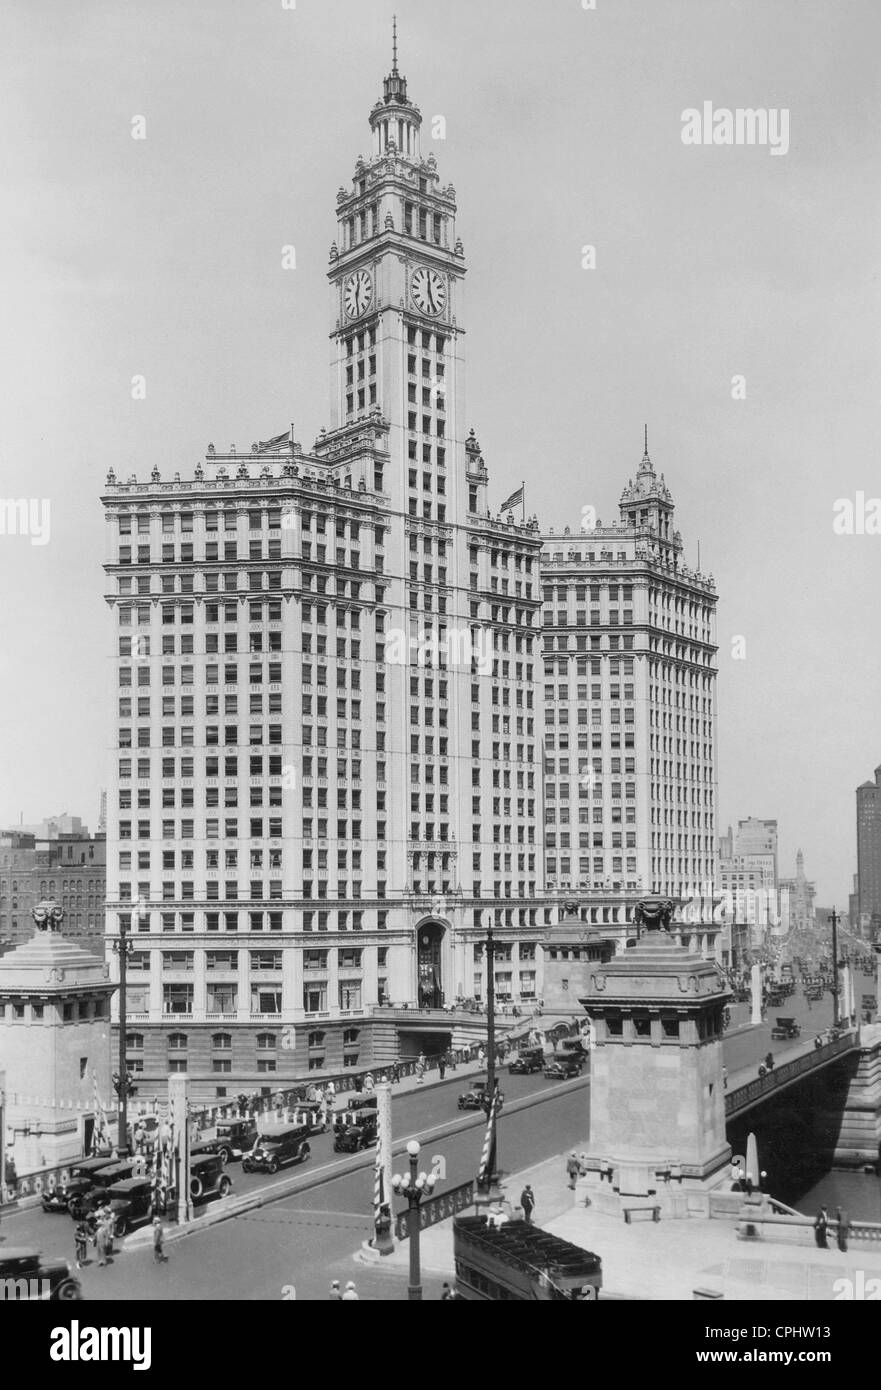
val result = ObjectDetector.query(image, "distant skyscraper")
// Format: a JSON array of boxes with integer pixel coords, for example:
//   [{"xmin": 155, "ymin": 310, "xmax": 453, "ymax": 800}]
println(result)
[
  {"xmin": 856, "ymin": 766, "xmax": 881, "ymax": 938},
  {"xmin": 779, "ymin": 848, "xmax": 816, "ymax": 935},
  {"xmin": 716, "ymin": 817, "xmax": 779, "ymax": 958}
]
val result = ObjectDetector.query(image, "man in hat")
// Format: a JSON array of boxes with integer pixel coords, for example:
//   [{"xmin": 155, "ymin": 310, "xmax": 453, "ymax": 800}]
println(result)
[
  {"xmin": 152, "ymin": 1216, "xmax": 166, "ymax": 1263},
  {"xmin": 566, "ymin": 1151, "xmax": 581, "ymax": 1190},
  {"xmin": 329, "ymin": 1280, "xmax": 342, "ymax": 1300},
  {"xmin": 520, "ymin": 1184, "xmax": 535, "ymax": 1224},
  {"xmin": 342, "ymin": 1280, "xmax": 360, "ymax": 1301},
  {"xmin": 836, "ymin": 1207, "xmax": 851, "ymax": 1253}
]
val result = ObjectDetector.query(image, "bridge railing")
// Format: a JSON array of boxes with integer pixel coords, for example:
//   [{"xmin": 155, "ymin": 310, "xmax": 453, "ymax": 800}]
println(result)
[{"xmin": 725, "ymin": 1031, "xmax": 856, "ymax": 1118}]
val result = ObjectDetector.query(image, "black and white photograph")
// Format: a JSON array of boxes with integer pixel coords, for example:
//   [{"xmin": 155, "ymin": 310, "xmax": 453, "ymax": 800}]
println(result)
[{"xmin": 1, "ymin": 0, "xmax": 880, "ymax": 1345}]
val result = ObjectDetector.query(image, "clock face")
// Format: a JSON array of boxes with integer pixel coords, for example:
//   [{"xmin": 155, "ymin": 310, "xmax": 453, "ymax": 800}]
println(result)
[
  {"xmin": 344, "ymin": 270, "xmax": 373, "ymax": 319},
  {"xmin": 411, "ymin": 266, "xmax": 447, "ymax": 317}
]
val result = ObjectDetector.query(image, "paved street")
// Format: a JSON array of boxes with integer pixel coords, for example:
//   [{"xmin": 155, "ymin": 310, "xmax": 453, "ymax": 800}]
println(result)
[{"xmin": 2, "ymin": 1074, "xmax": 591, "ymax": 1302}]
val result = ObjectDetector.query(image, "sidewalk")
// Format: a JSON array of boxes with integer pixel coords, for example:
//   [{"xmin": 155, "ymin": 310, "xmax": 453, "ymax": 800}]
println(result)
[{"xmin": 356, "ymin": 1145, "xmax": 881, "ymax": 1301}]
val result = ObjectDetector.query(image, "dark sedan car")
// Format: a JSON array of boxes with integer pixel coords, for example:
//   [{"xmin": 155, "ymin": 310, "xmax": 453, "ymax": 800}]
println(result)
[
  {"xmin": 457, "ymin": 1081, "xmax": 504, "ymax": 1112},
  {"xmin": 40, "ymin": 1155, "xmax": 116, "ymax": 1215},
  {"xmin": 508, "ymin": 1048, "xmax": 544, "ymax": 1075},
  {"xmin": 543, "ymin": 1056, "xmax": 583, "ymax": 1080},
  {"xmin": 0, "ymin": 1248, "xmax": 82, "ymax": 1301},
  {"xmin": 191, "ymin": 1120, "xmax": 258, "ymax": 1166}
]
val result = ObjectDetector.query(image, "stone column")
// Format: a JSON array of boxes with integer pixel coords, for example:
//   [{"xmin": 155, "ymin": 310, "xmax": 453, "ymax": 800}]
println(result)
[{"xmin": 750, "ymin": 963, "xmax": 762, "ymax": 1026}]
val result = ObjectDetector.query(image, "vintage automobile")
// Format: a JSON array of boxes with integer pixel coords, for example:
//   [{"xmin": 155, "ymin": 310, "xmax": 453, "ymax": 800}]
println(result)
[
  {"xmin": 333, "ymin": 1108, "xmax": 378, "ymax": 1154},
  {"xmin": 242, "ymin": 1124, "xmax": 311, "ymax": 1175},
  {"xmin": 771, "ymin": 1016, "xmax": 801, "ymax": 1041},
  {"xmin": 66, "ymin": 1158, "xmax": 146, "ymax": 1222},
  {"xmin": 191, "ymin": 1119, "xmax": 258, "ymax": 1166},
  {"xmin": 508, "ymin": 1047, "xmax": 545, "ymax": 1075},
  {"xmin": 189, "ymin": 1154, "xmax": 234, "ymax": 1203},
  {"xmin": 108, "ymin": 1178, "xmax": 157, "ymax": 1237},
  {"xmin": 457, "ymin": 1080, "xmax": 504, "ymax": 1112},
  {"xmin": 292, "ymin": 1102, "xmax": 330, "ymax": 1135},
  {"xmin": 0, "ymin": 1248, "xmax": 82, "ymax": 1301},
  {"xmin": 40, "ymin": 1155, "xmax": 116, "ymax": 1215},
  {"xmin": 543, "ymin": 1054, "xmax": 584, "ymax": 1080}
]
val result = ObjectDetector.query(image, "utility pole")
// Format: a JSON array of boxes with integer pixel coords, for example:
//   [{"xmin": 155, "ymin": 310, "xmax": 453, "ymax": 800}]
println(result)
[{"xmin": 830, "ymin": 906, "xmax": 840, "ymax": 1028}]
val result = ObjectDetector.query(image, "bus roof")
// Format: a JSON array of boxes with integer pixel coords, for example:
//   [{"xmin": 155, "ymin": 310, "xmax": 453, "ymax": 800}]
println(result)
[{"xmin": 454, "ymin": 1215, "xmax": 601, "ymax": 1284}]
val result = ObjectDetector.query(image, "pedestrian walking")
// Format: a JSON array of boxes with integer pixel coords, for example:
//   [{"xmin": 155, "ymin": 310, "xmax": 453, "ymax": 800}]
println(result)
[
  {"xmin": 836, "ymin": 1207, "xmax": 851, "ymax": 1253},
  {"xmin": 814, "ymin": 1207, "xmax": 829, "ymax": 1249},
  {"xmin": 341, "ymin": 1280, "xmax": 360, "ymax": 1301},
  {"xmin": 520, "ymin": 1185, "xmax": 535, "ymax": 1224},
  {"xmin": 566, "ymin": 1151, "xmax": 581, "ymax": 1191},
  {"xmin": 152, "ymin": 1216, "xmax": 166, "ymax": 1263},
  {"xmin": 438, "ymin": 1057, "xmax": 446, "ymax": 1081},
  {"xmin": 96, "ymin": 1222, "xmax": 109, "ymax": 1267},
  {"xmin": 74, "ymin": 1220, "xmax": 88, "ymax": 1269}
]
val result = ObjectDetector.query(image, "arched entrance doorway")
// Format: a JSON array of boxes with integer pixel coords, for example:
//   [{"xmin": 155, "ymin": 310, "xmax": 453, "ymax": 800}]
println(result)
[{"xmin": 417, "ymin": 922, "xmax": 445, "ymax": 1009}]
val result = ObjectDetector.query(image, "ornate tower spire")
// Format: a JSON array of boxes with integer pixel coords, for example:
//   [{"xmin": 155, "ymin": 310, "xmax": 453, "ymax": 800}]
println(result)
[
  {"xmin": 370, "ymin": 18, "xmax": 421, "ymax": 158},
  {"xmin": 640, "ymin": 422, "xmax": 653, "ymax": 474}
]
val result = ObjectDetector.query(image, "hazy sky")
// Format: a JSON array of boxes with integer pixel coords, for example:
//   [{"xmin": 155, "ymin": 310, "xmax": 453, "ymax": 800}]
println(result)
[{"xmin": 1, "ymin": 0, "xmax": 879, "ymax": 905}]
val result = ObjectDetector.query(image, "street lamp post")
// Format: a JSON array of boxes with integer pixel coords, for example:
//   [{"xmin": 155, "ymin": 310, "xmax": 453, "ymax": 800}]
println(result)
[
  {"xmin": 112, "ymin": 912, "xmax": 137, "ymax": 1154},
  {"xmin": 392, "ymin": 1138, "xmax": 437, "ymax": 1301},
  {"xmin": 485, "ymin": 916, "xmax": 496, "ymax": 1104}
]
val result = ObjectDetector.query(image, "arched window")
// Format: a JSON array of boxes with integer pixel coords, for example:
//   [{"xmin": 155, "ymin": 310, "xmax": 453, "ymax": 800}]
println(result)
[
  {"xmin": 126, "ymin": 1032, "xmax": 144, "ymax": 1051},
  {"xmin": 168, "ymin": 1033, "xmax": 188, "ymax": 1052},
  {"xmin": 212, "ymin": 1033, "xmax": 232, "ymax": 1051},
  {"xmin": 256, "ymin": 1032, "xmax": 277, "ymax": 1051}
]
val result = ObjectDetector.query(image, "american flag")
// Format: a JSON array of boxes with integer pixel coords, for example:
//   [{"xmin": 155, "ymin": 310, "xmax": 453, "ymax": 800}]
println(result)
[{"xmin": 499, "ymin": 485, "xmax": 524, "ymax": 513}]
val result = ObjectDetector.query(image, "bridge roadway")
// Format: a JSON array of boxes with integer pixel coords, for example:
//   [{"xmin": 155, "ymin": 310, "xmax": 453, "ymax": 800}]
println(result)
[{"xmin": 0, "ymin": 991, "xmax": 843, "ymax": 1299}]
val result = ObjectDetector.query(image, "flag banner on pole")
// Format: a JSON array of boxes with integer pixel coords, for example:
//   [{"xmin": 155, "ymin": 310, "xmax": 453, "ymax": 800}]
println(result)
[
  {"xmin": 499, "ymin": 486, "xmax": 524, "ymax": 513},
  {"xmin": 373, "ymin": 1138, "xmax": 385, "ymax": 1223},
  {"xmin": 477, "ymin": 1088, "xmax": 498, "ymax": 1186},
  {"xmin": 91, "ymin": 1070, "xmax": 111, "ymax": 1153}
]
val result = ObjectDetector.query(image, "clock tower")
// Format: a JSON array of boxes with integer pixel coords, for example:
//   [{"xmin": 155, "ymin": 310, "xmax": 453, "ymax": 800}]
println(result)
[{"xmin": 326, "ymin": 24, "xmax": 467, "ymax": 522}]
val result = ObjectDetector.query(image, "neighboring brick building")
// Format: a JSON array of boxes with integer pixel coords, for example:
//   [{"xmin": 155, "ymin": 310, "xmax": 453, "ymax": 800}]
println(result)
[{"xmin": 0, "ymin": 830, "xmax": 106, "ymax": 954}]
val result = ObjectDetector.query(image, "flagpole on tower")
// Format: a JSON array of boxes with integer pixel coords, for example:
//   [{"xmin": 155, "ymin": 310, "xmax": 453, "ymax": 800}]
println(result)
[{"xmin": 522, "ymin": 481, "xmax": 526, "ymax": 525}]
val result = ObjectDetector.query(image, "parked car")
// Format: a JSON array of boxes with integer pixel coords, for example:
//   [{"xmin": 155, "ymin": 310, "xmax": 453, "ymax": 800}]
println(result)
[
  {"xmin": 292, "ymin": 1102, "xmax": 329, "ymax": 1135},
  {"xmin": 67, "ymin": 1158, "xmax": 146, "ymax": 1222},
  {"xmin": 242, "ymin": 1124, "xmax": 311, "ymax": 1175},
  {"xmin": 333, "ymin": 1109, "xmax": 378, "ymax": 1153},
  {"xmin": 189, "ymin": 1154, "xmax": 233, "ymax": 1204},
  {"xmin": 108, "ymin": 1178, "xmax": 157, "ymax": 1237},
  {"xmin": 0, "ymin": 1247, "xmax": 82, "ymax": 1301},
  {"xmin": 771, "ymin": 1016, "xmax": 800, "ymax": 1041},
  {"xmin": 40, "ymin": 1155, "xmax": 115, "ymax": 1215},
  {"xmin": 508, "ymin": 1047, "xmax": 544, "ymax": 1075},
  {"xmin": 544, "ymin": 1055, "xmax": 583, "ymax": 1080},
  {"xmin": 457, "ymin": 1081, "xmax": 504, "ymax": 1112},
  {"xmin": 191, "ymin": 1120, "xmax": 258, "ymax": 1166},
  {"xmin": 69, "ymin": 1158, "xmax": 147, "ymax": 1216}
]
